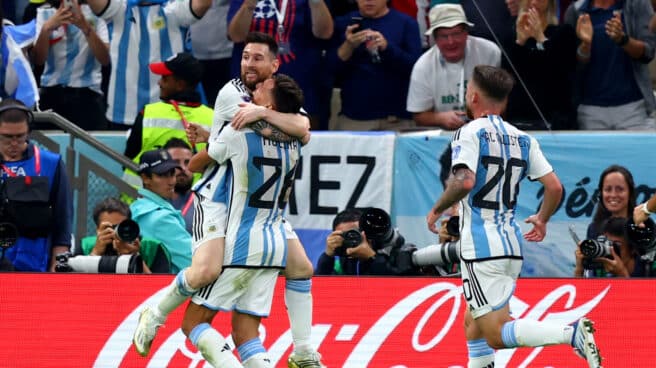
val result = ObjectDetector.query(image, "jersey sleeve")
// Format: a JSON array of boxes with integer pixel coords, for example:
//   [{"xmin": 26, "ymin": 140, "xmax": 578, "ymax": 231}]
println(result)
[
  {"xmin": 166, "ymin": 0, "xmax": 200, "ymax": 27},
  {"xmin": 526, "ymin": 136, "xmax": 553, "ymax": 180},
  {"xmin": 208, "ymin": 125, "xmax": 238, "ymax": 164},
  {"xmin": 450, "ymin": 124, "xmax": 480, "ymax": 174}
]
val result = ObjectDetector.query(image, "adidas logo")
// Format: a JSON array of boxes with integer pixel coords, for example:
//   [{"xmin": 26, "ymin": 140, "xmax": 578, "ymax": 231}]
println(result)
[{"xmin": 220, "ymin": 343, "xmax": 230, "ymax": 352}]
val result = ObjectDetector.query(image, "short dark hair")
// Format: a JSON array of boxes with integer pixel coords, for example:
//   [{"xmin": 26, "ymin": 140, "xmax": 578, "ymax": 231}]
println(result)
[
  {"xmin": 163, "ymin": 137, "xmax": 191, "ymax": 151},
  {"xmin": 245, "ymin": 32, "xmax": 279, "ymax": 57},
  {"xmin": 92, "ymin": 197, "xmax": 131, "ymax": 227},
  {"xmin": 333, "ymin": 208, "xmax": 362, "ymax": 230},
  {"xmin": 0, "ymin": 98, "xmax": 31, "ymax": 125},
  {"xmin": 471, "ymin": 65, "xmax": 514, "ymax": 102},
  {"xmin": 271, "ymin": 74, "xmax": 304, "ymax": 114},
  {"xmin": 601, "ymin": 217, "xmax": 628, "ymax": 239}
]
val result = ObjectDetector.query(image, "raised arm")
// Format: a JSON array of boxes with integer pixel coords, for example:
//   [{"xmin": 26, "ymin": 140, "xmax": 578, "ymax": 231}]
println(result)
[
  {"xmin": 228, "ymin": 0, "xmax": 257, "ymax": 43},
  {"xmin": 309, "ymin": 0, "xmax": 333, "ymax": 39}
]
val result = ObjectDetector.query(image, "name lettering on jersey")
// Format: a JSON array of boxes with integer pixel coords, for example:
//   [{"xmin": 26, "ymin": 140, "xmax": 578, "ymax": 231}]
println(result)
[
  {"xmin": 262, "ymin": 137, "xmax": 299, "ymax": 150},
  {"xmin": 479, "ymin": 132, "xmax": 528, "ymax": 148}
]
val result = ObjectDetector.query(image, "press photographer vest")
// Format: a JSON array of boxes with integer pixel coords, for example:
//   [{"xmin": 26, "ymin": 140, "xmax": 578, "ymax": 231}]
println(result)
[{"xmin": 2, "ymin": 144, "xmax": 60, "ymax": 271}]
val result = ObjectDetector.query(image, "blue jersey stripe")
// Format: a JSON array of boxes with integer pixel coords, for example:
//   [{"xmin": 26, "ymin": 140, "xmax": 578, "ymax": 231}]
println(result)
[
  {"xmin": 490, "ymin": 117, "xmax": 511, "ymax": 256},
  {"xmin": 114, "ymin": 9, "xmax": 134, "ymax": 124},
  {"xmin": 471, "ymin": 128, "xmax": 491, "ymax": 258},
  {"xmin": 136, "ymin": 7, "xmax": 152, "ymax": 122}
]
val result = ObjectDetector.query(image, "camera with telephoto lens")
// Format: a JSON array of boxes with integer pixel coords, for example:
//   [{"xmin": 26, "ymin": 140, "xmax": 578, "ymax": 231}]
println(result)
[
  {"xmin": 55, "ymin": 251, "xmax": 144, "ymax": 273},
  {"xmin": 359, "ymin": 207, "xmax": 405, "ymax": 249},
  {"xmin": 112, "ymin": 219, "xmax": 140, "ymax": 243},
  {"xmin": 626, "ymin": 217, "xmax": 656, "ymax": 256},
  {"xmin": 579, "ymin": 235, "xmax": 620, "ymax": 260},
  {"xmin": 412, "ymin": 241, "xmax": 461, "ymax": 269}
]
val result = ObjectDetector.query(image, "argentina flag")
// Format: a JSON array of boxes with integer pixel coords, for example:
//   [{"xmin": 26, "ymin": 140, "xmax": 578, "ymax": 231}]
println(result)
[{"xmin": 1, "ymin": 21, "xmax": 39, "ymax": 108}]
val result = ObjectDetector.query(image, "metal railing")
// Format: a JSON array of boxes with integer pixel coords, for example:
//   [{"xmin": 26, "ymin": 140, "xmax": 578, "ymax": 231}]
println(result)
[{"xmin": 31, "ymin": 112, "xmax": 139, "ymax": 244}]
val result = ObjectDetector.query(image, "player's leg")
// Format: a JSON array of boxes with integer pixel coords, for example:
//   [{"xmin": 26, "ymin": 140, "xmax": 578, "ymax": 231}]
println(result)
[
  {"xmin": 182, "ymin": 302, "xmax": 243, "ymax": 368},
  {"xmin": 282, "ymin": 233, "xmax": 324, "ymax": 368},
  {"xmin": 233, "ymin": 312, "xmax": 271, "ymax": 368},
  {"xmin": 463, "ymin": 306, "xmax": 495, "ymax": 368},
  {"xmin": 133, "ymin": 195, "xmax": 226, "ymax": 356},
  {"xmin": 465, "ymin": 259, "xmax": 602, "ymax": 367},
  {"xmin": 231, "ymin": 268, "xmax": 279, "ymax": 368}
]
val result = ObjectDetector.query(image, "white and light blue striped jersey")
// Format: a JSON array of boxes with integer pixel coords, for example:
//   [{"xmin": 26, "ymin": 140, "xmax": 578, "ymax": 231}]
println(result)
[
  {"xmin": 0, "ymin": 30, "xmax": 39, "ymax": 107},
  {"xmin": 99, "ymin": 0, "xmax": 199, "ymax": 124},
  {"xmin": 451, "ymin": 115, "xmax": 552, "ymax": 261},
  {"xmin": 208, "ymin": 124, "xmax": 300, "ymax": 269},
  {"xmin": 193, "ymin": 78, "xmax": 251, "ymax": 201},
  {"xmin": 36, "ymin": 5, "xmax": 108, "ymax": 92}
]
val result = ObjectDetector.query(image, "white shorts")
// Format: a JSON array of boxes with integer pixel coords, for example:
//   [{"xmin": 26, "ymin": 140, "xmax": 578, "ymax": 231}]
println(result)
[
  {"xmin": 283, "ymin": 218, "xmax": 298, "ymax": 240},
  {"xmin": 191, "ymin": 268, "xmax": 279, "ymax": 317},
  {"xmin": 460, "ymin": 259, "xmax": 522, "ymax": 319},
  {"xmin": 191, "ymin": 192, "xmax": 227, "ymax": 253}
]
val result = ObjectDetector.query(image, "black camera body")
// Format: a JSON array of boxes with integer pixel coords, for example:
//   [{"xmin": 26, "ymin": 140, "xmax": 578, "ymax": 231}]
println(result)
[
  {"xmin": 579, "ymin": 235, "xmax": 619, "ymax": 260},
  {"xmin": 336, "ymin": 228, "xmax": 362, "ymax": 257}
]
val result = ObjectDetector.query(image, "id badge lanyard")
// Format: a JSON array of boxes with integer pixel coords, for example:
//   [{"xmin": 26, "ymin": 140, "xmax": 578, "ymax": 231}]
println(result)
[
  {"xmin": 169, "ymin": 100, "xmax": 198, "ymax": 154},
  {"xmin": 272, "ymin": 0, "xmax": 290, "ymax": 54}
]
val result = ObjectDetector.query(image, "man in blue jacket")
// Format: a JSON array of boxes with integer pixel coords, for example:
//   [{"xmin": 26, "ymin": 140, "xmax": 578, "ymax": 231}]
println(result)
[
  {"xmin": 0, "ymin": 98, "xmax": 72, "ymax": 271},
  {"xmin": 130, "ymin": 149, "xmax": 191, "ymax": 273}
]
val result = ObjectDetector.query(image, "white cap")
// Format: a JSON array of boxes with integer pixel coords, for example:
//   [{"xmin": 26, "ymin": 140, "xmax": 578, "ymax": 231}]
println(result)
[{"xmin": 425, "ymin": 4, "xmax": 474, "ymax": 36}]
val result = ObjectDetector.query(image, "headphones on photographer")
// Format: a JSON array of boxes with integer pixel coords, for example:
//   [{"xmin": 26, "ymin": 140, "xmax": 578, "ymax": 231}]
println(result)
[{"xmin": 0, "ymin": 102, "xmax": 34, "ymax": 125}]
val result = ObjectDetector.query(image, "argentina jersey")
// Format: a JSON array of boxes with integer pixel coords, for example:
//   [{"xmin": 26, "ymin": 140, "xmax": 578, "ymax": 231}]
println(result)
[
  {"xmin": 451, "ymin": 115, "xmax": 553, "ymax": 261},
  {"xmin": 208, "ymin": 125, "xmax": 300, "ymax": 269},
  {"xmin": 193, "ymin": 78, "xmax": 252, "ymax": 201},
  {"xmin": 36, "ymin": 5, "xmax": 108, "ymax": 91},
  {"xmin": 99, "ymin": 0, "xmax": 198, "ymax": 124}
]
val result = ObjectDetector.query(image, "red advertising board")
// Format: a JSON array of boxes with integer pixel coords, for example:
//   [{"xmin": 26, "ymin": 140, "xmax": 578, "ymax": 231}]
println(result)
[{"xmin": 0, "ymin": 274, "xmax": 653, "ymax": 367}]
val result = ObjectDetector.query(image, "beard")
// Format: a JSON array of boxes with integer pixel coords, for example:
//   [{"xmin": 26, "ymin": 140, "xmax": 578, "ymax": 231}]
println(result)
[
  {"xmin": 175, "ymin": 177, "xmax": 192, "ymax": 194},
  {"xmin": 466, "ymin": 105, "xmax": 474, "ymax": 121}
]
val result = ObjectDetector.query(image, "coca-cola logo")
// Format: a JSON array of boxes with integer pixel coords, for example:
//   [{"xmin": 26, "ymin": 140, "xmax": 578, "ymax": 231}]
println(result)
[{"xmin": 96, "ymin": 281, "xmax": 610, "ymax": 367}]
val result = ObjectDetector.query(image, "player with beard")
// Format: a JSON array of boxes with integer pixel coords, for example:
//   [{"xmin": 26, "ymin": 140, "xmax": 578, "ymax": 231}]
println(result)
[
  {"xmin": 134, "ymin": 32, "xmax": 324, "ymax": 367},
  {"xmin": 164, "ymin": 137, "xmax": 195, "ymax": 234},
  {"xmin": 426, "ymin": 65, "xmax": 601, "ymax": 368}
]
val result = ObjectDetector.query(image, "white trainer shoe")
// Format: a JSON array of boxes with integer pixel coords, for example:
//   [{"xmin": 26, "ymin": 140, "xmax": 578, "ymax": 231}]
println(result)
[
  {"xmin": 287, "ymin": 350, "xmax": 326, "ymax": 368},
  {"xmin": 133, "ymin": 307, "xmax": 163, "ymax": 357},
  {"xmin": 571, "ymin": 317, "xmax": 603, "ymax": 368}
]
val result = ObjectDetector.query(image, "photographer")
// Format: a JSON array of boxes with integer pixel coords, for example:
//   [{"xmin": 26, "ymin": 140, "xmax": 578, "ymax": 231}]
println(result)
[
  {"xmin": 75, "ymin": 197, "xmax": 171, "ymax": 273},
  {"xmin": 574, "ymin": 217, "xmax": 656, "ymax": 277},
  {"xmin": 0, "ymin": 99, "xmax": 72, "ymax": 272},
  {"xmin": 315, "ymin": 208, "xmax": 421, "ymax": 276}
]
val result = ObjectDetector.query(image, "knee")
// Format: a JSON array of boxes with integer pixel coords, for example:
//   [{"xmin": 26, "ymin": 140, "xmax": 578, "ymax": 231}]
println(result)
[
  {"xmin": 187, "ymin": 263, "xmax": 222, "ymax": 289},
  {"xmin": 285, "ymin": 258, "xmax": 314, "ymax": 279}
]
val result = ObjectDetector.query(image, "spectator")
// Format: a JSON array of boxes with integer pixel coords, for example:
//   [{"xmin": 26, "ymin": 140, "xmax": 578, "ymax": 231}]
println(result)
[
  {"xmin": 461, "ymin": 0, "xmax": 517, "ymax": 49},
  {"xmin": 86, "ymin": 0, "xmax": 212, "ymax": 128},
  {"xmin": 575, "ymin": 217, "xmax": 655, "ymax": 277},
  {"xmin": 0, "ymin": 10, "xmax": 39, "ymax": 108},
  {"xmin": 565, "ymin": 0, "xmax": 656, "ymax": 130},
  {"xmin": 32, "ymin": 0, "xmax": 110, "ymax": 131},
  {"xmin": 504, "ymin": 0, "xmax": 578, "ymax": 130},
  {"xmin": 123, "ymin": 53, "xmax": 213, "ymax": 189},
  {"xmin": 0, "ymin": 98, "xmax": 72, "ymax": 271},
  {"xmin": 586, "ymin": 165, "xmax": 636, "ymax": 240},
  {"xmin": 190, "ymin": 0, "xmax": 233, "ymax": 105},
  {"xmin": 316, "ymin": 208, "xmax": 421, "ymax": 275},
  {"xmin": 331, "ymin": 0, "xmax": 422, "ymax": 131},
  {"xmin": 407, "ymin": 3, "xmax": 500, "ymax": 130},
  {"xmin": 131, "ymin": 149, "xmax": 192, "ymax": 274},
  {"xmin": 227, "ymin": 0, "xmax": 334, "ymax": 130},
  {"xmin": 77, "ymin": 197, "xmax": 171, "ymax": 273},
  {"xmin": 164, "ymin": 137, "xmax": 194, "ymax": 234}
]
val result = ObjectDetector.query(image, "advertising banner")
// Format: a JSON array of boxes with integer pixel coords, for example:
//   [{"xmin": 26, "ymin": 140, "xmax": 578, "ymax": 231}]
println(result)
[{"xmin": 0, "ymin": 274, "xmax": 653, "ymax": 367}]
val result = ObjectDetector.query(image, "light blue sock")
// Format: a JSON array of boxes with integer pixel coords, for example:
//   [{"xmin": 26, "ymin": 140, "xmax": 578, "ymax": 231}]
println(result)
[{"xmin": 467, "ymin": 338, "xmax": 495, "ymax": 368}]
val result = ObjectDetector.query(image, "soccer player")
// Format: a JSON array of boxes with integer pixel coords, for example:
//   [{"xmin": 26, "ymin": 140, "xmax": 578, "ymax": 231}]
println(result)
[
  {"xmin": 182, "ymin": 73, "xmax": 303, "ymax": 368},
  {"xmin": 426, "ymin": 65, "xmax": 602, "ymax": 368},
  {"xmin": 134, "ymin": 33, "xmax": 323, "ymax": 367}
]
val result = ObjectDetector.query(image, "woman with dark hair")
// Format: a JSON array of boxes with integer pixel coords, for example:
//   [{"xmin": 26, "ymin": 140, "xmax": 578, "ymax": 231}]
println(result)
[{"xmin": 586, "ymin": 164, "xmax": 636, "ymax": 240}]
